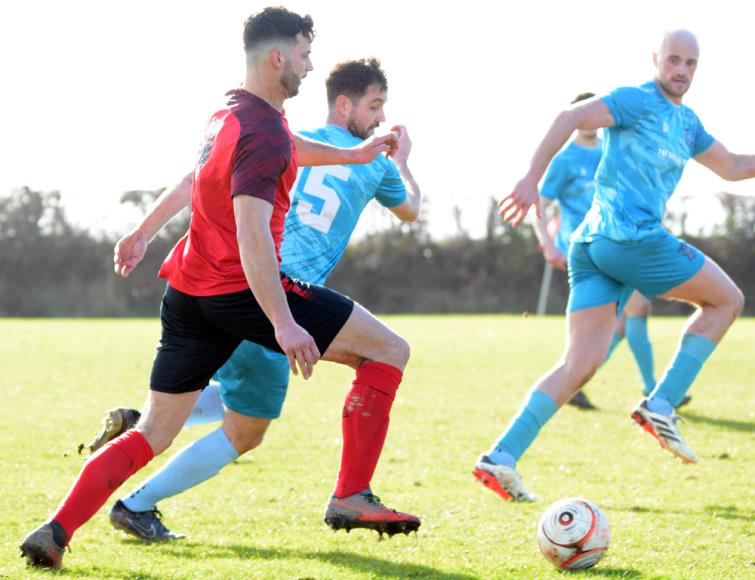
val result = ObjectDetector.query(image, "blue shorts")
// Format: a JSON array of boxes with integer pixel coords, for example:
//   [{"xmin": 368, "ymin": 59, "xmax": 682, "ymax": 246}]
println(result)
[
  {"xmin": 213, "ymin": 340, "xmax": 290, "ymax": 419},
  {"xmin": 567, "ymin": 230, "xmax": 705, "ymax": 313}
]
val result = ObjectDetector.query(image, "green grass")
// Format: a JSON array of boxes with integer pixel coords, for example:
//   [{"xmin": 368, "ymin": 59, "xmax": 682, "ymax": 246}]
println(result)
[{"xmin": 2, "ymin": 316, "xmax": 753, "ymax": 579}]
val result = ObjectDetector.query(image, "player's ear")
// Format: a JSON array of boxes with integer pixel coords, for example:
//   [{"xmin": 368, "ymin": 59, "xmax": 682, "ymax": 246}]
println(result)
[
  {"xmin": 269, "ymin": 48, "xmax": 285, "ymax": 70},
  {"xmin": 334, "ymin": 94, "xmax": 352, "ymax": 118},
  {"xmin": 652, "ymin": 51, "xmax": 658, "ymax": 67}
]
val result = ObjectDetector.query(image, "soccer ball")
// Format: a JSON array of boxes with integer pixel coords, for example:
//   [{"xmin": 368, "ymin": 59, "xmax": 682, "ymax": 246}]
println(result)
[{"xmin": 537, "ymin": 498, "xmax": 611, "ymax": 570}]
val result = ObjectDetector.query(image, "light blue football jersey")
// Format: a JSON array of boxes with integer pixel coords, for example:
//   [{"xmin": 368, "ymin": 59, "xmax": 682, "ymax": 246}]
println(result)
[
  {"xmin": 573, "ymin": 80, "xmax": 714, "ymax": 243},
  {"xmin": 540, "ymin": 140, "xmax": 602, "ymax": 254},
  {"xmin": 279, "ymin": 125, "xmax": 408, "ymax": 284}
]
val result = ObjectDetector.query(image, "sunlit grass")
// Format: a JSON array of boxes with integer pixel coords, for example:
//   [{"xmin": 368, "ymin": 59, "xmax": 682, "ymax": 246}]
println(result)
[{"xmin": 2, "ymin": 316, "xmax": 753, "ymax": 578}]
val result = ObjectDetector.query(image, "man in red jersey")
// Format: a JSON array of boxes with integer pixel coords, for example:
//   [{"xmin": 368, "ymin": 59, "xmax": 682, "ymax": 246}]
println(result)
[{"xmin": 20, "ymin": 8, "xmax": 419, "ymax": 570}]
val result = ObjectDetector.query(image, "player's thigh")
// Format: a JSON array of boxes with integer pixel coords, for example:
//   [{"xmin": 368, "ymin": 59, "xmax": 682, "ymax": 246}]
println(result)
[
  {"xmin": 321, "ymin": 302, "xmax": 409, "ymax": 369},
  {"xmin": 660, "ymin": 256, "xmax": 743, "ymax": 309},
  {"xmin": 564, "ymin": 303, "xmax": 618, "ymax": 369},
  {"xmin": 624, "ymin": 290, "xmax": 651, "ymax": 317},
  {"xmin": 216, "ymin": 341, "xmax": 290, "ymax": 420},
  {"xmin": 222, "ymin": 409, "xmax": 272, "ymax": 454},
  {"xmin": 151, "ymin": 285, "xmax": 243, "ymax": 395},
  {"xmin": 204, "ymin": 277, "xmax": 356, "ymax": 361}
]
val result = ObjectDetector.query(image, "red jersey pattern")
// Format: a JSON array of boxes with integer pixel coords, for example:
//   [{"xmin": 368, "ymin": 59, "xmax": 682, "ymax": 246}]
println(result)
[{"xmin": 159, "ymin": 89, "xmax": 299, "ymax": 296}]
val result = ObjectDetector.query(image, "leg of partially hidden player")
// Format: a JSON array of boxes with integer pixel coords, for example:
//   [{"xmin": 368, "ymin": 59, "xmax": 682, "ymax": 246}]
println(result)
[
  {"xmin": 623, "ymin": 291, "xmax": 657, "ymax": 396},
  {"xmin": 184, "ymin": 384, "xmax": 226, "ymax": 426},
  {"xmin": 632, "ymin": 258, "xmax": 743, "ymax": 462},
  {"xmin": 107, "ymin": 338, "xmax": 289, "ymax": 540},
  {"xmin": 604, "ymin": 317, "xmax": 625, "ymax": 362},
  {"xmin": 318, "ymin": 302, "xmax": 419, "ymax": 535},
  {"xmin": 475, "ymin": 303, "xmax": 617, "ymax": 501},
  {"xmin": 110, "ymin": 411, "xmax": 269, "ymax": 540},
  {"xmin": 81, "ymin": 383, "xmax": 225, "ymax": 456},
  {"xmin": 20, "ymin": 390, "xmax": 201, "ymax": 566}
]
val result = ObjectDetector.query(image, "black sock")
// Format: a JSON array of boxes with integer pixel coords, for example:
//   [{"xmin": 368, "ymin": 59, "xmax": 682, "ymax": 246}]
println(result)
[{"xmin": 49, "ymin": 520, "xmax": 68, "ymax": 548}]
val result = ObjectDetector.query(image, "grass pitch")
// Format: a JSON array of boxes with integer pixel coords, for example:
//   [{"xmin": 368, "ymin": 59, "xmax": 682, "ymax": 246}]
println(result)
[{"xmin": 2, "ymin": 316, "xmax": 753, "ymax": 579}]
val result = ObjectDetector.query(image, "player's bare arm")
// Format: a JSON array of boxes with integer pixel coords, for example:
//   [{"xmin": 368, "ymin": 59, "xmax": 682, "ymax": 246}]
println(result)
[
  {"xmin": 114, "ymin": 172, "xmax": 193, "ymax": 278},
  {"xmin": 500, "ymin": 99, "xmax": 615, "ymax": 227},
  {"xmin": 694, "ymin": 141, "xmax": 755, "ymax": 181},
  {"xmin": 387, "ymin": 125, "xmax": 422, "ymax": 222},
  {"xmin": 532, "ymin": 199, "xmax": 566, "ymax": 270},
  {"xmin": 233, "ymin": 195, "xmax": 320, "ymax": 379},
  {"xmin": 295, "ymin": 132, "xmax": 398, "ymax": 166}
]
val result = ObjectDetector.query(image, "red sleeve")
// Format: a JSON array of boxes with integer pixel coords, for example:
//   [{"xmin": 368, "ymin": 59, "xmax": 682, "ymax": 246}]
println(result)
[{"xmin": 231, "ymin": 120, "xmax": 291, "ymax": 204}]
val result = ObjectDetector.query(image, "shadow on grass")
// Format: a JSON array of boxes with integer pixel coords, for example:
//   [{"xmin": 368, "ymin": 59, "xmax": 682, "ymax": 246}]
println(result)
[
  {"xmin": 40, "ymin": 568, "xmax": 161, "ymax": 579},
  {"xmin": 560, "ymin": 567, "xmax": 643, "ymax": 578},
  {"xmin": 606, "ymin": 503, "xmax": 754, "ymax": 523},
  {"xmin": 134, "ymin": 540, "xmax": 477, "ymax": 579},
  {"xmin": 679, "ymin": 411, "xmax": 755, "ymax": 433}
]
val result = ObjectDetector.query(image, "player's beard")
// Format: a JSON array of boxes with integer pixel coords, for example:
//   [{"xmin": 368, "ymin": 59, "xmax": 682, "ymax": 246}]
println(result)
[
  {"xmin": 346, "ymin": 119, "xmax": 379, "ymax": 140},
  {"xmin": 280, "ymin": 61, "xmax": 302, "ymax": 97},
  {"xmin": 659, "ymin": 76, "xmax": 690, "ymax": 98}
]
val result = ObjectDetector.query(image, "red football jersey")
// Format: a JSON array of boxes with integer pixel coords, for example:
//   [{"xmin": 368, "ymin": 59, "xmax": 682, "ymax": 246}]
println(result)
[{"xmin": 159, "ymin": 89, "xmax": 299, "ymax": 296}]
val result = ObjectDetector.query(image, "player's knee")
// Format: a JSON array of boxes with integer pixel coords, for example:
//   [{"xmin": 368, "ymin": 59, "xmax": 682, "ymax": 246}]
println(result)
[
  {"xmin": 223, "ymin": 420, "xmax": 269, "ymax": 454},
  {"xmin": 715, "ymin": 282, "xmax": 745, "ymax": 323},
  {"xmin": 228, "ymin": 429, "xmax": 265, "ymax": 455},
  {"xmin": 385, "ymin": 333, "xmax": 410, "ymax": 369},
  {"xmin": 137, "ymin": 427, "xmax": 175, "ymax": 456},
  {"xmin": 730, "ymin": 285, "xmax": 745, "ymax": 319}
]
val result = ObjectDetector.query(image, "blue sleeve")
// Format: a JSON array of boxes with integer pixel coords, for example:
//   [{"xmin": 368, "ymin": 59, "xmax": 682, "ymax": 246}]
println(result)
[
  {"xmin": 601, "ymin": 86, "xmax": 652, "ymax": 128},
  {"xmin": 375, "ymin": 159, "xmax": 408, "ymax": 208},
  {"xmin": 540, "ymin": 154, "xmax": 569, "ymax": 201},
  {"xmin": 692, "ymin": 117, "xmax": 715, "ymax": 156}
]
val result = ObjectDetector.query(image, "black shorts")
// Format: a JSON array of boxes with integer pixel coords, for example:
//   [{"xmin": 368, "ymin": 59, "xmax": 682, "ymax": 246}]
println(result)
[{"xmin": 150, "ymin": 275, "xmax": 354, "ymax": 393}]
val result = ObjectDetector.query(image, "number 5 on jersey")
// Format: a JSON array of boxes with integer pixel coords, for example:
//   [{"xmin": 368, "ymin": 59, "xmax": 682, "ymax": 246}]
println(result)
[{"xmin": 295, "ymin": 165, "xmax": 351, "ymax": 233}]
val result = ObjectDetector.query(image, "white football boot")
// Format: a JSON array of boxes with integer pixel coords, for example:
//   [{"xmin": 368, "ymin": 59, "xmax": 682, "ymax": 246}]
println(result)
[
  {"xmin": 631, "ymin": 398, "xmax": 698, "ymax": 464},
  {"xmin": 473, "ymin": 455, "xmax": 538, "ymax": 502}
]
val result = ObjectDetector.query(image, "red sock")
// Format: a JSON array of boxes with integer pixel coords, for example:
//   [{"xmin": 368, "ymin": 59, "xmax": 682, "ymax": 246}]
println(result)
[
  {"xmin": 51, "ymin": 430, "xmax": 153, "ymax": 543},
  {"xmin": 334, "ymin": 361, "xmax": 402, "ymax": 499}
]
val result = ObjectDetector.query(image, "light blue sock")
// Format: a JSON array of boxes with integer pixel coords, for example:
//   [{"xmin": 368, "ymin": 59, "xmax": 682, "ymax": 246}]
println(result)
[
  {"xmin": 122, "ymin": 427, "xmax": 239, "ymax": 512},
  {"xmin": 487, "ymin": 390, "xmax": 558, "ymax": 468},
  {"xmin": 184, "ymin": 382, "xmax": 225, "ymax": 427},
  {"xmin": 602, "ymin": 332, "xmax": 623, "ymax": 365},
  {"xmin": 647, "ymin": 333, "xmax": 716, "ymax": 414},
  {"xmin": 625, "ymin": 316, "xmax": 656, "ymax": 395}
]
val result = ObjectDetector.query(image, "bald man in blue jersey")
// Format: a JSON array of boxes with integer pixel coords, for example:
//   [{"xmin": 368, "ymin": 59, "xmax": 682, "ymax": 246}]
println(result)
[
  {"xmin": 476, "ymin": 30, "xmax": 750, "ymax": 502},
  {"xmin": 91, "ymin": 58, "xmax": 423, "ymax": 538},
  {"xmin": 534, "ymin": 92, "xmax": 673, "ymax": 411}
]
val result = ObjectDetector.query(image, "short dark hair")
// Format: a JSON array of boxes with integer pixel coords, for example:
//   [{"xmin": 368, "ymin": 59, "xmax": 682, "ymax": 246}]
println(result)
[
  {"xmin": 243, "ymin": 7, "xmax": 315, "ymax": 52},
  {"xmin": 326, "ymin": 58, "xmax": 388, "ymax": 107},
  {"xmin": 571, "ymin": 92, "xmax": 595, "ymax": 105}
]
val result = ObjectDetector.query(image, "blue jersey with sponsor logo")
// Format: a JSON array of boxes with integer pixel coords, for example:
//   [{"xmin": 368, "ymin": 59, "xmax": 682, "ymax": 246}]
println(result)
[
  {"xmin": 280, "ymin": 125, "xmax": 407, "ymax": 284},
  {"xmin": 573, "ymin": 80, "xmax": 714, "ymax": 243},
  {"xmin": 540, "ymin": 140, "xmax": 602, "ymax": 254}
]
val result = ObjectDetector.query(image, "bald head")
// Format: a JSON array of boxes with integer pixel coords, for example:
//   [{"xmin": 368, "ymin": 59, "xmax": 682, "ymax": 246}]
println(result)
[
  {"xmin": 658, "ymin": 29, "xmax": 699, "ymax": 58},
  {"xmin": 653, "ymin": 29, "xmax": 700, "ymax": 103}
]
